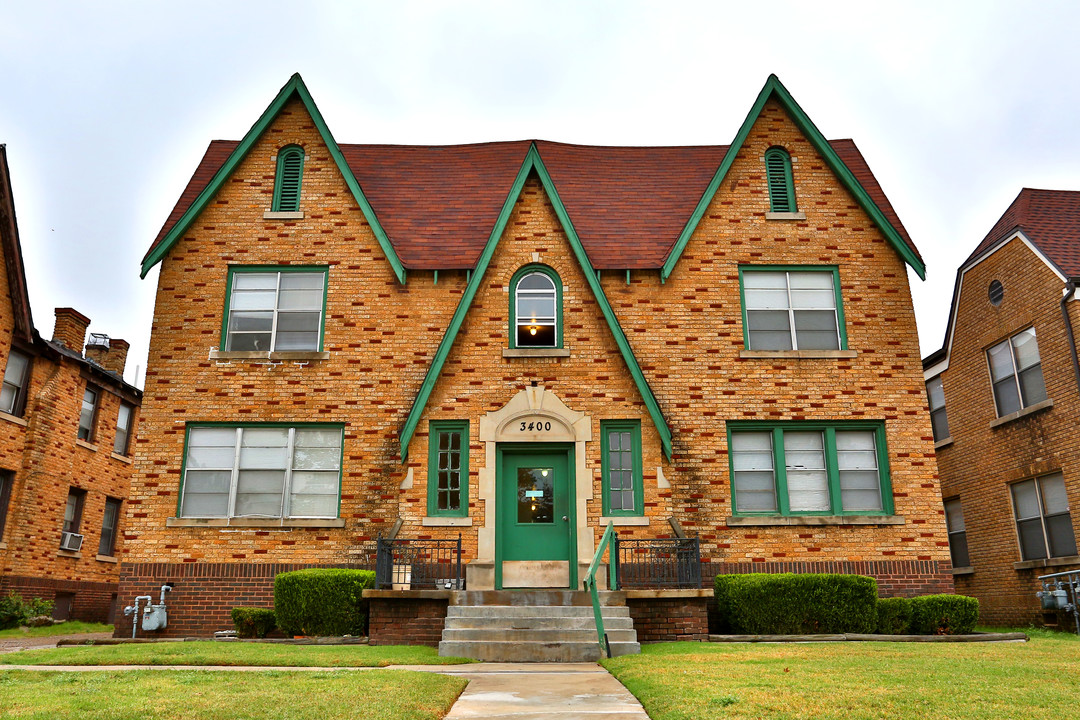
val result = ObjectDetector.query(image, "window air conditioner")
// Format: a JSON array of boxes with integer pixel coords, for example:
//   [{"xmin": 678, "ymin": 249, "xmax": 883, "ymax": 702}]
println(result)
[{"xmin": 60, "ymin": 531, "xmax": 84, "ymax": 552}]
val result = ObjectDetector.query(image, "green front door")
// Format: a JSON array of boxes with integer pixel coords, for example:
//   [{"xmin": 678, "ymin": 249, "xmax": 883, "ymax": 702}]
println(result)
[{"xmin": 497, "ymin": 444, "xmax": 574, "ymax": 588}]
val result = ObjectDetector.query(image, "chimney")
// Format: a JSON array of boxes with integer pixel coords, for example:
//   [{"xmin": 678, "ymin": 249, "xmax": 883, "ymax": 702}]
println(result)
[
  {"xmin": 52, "ymin": 308, "xmax": 91, "ymax": 352},
  {"xmin": 101, "ymin": 338, "xmax": 129, "ymax": 376}
]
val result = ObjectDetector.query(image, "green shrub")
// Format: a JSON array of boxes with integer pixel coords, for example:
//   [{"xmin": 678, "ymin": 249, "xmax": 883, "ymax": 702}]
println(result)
[
  {"xmin": 909, "ymin": 594, "xmax": 979, "ymax": 635},
  {"xmin": 0, "ymin": 592, "xmax": 54, "ymax": 630},
  {"xmin": 230, "ymin": 607, "xmax": 277, "ymax": 639},
  {"xmin": 874, "ymin": 597, "xmax": 913, "ymax": 634},
  {"xmin": 713, "ymin": 573, "xmax": 878, "ymax": 634},
  {"xmin": 274, "ymin": 569, "xmax": 375, "ymax": 637}
]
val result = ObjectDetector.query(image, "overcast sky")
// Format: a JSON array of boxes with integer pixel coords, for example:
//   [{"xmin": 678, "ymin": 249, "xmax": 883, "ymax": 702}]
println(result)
[{"xmin": 3, "ymin": 1, "xmax": 1080, "ymax": 388}]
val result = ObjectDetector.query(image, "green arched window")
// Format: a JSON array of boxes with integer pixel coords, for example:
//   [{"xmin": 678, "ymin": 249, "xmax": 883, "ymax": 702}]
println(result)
[
  {"xmin": 764, "ymin": 146, "xmax": 796, "ymax": 213},
  {"xmin": 272, "ymin": 145, "xmax": 305, "ymax": 212},
  {"xmin": 510, "ymin": 265, "xmax": 562, "ymax": 348}
]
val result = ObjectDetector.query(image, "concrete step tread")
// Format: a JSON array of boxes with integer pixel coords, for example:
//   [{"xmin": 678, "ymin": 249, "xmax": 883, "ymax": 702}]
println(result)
[
  {"xmin": 443, "ymin": 616, "xmax": 635, "ymax": 630},
  {"xmin": 451, "ymin": 590, "xmax": 626, "ymax": 607},
  {"xmin": 438, "ymin": 639, "xmax": 641, "ymax": 662},
  {"xmin": 447, "ymin": 605, "xmax": 631, "ymax": 618},
  {"xmin": 441, "ymin": 628, "xmax": 639, "ymax": 643}
]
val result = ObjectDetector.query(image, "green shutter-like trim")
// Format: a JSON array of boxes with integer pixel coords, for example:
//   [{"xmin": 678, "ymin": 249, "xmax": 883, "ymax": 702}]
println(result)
[
  {"xmin": 399, "ymin": 144, "xmax": 673, "ymax": 462},
  {"xmin": 661, "ymin": 74, "xmax": 925, "ymax": 282},
  {"xmin": 764, "ymin": 146, "xmax": 796, "ymax": 213},
  {"xmin": 141, "ymin": 73, "xmax": 407, "ymax": 284},
  {"xmin": 272, "ymin": 145, "xmax": 305, "ymax": 212}
]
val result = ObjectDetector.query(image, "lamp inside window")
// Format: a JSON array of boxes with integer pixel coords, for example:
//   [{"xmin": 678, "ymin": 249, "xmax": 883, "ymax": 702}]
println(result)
[{"xmin": 515, "ymin": 272, "xmax": 557, "ymax": 347}]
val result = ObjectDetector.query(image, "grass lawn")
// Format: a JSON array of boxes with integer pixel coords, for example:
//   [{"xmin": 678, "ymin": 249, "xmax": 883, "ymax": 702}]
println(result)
[
  {"xmin": 0, "ymin": 641, "xmax": 473, "ymax": 667},
  {"xmin": 0, "ymin": 621, "xmax": 113, "ymax": 639},
  {"xmin": 0, "ymin": 669, "xmax": 466, "ymax": 720},
  {"xmin": 602, "ymin": 629, "xmax": 1080, "ymax": 720}
]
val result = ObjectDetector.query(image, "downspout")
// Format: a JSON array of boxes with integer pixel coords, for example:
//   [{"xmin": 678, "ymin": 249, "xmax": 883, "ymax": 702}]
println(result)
[{"xmin": 1060, "ymin": 279, "xmax": 1080, "ymax": 394}]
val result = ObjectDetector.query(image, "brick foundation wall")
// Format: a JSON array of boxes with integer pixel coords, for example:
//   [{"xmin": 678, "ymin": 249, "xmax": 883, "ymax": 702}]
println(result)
[
  {"xmin": 703, "ymin": 560, "xmax": 954, "ymax": 597},
  {"xmin": 367, "ymin": 598, "xmax": 449, "ymax": 647},
  {"xmin": 626, "ymin": 597, "xmax": 708, "ymax": 641},
  {"xmin": 0, "ymin": 574, "xmax": 117, "ymax": 623}
]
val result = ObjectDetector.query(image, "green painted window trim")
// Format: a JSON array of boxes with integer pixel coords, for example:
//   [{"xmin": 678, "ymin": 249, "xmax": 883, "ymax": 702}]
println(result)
[
  {"xmin": 141, "ymin": 74, "xmax": 406, "ymax": 284},
  {"xmin": 508, "ymin": 264, "xmax": 563, "ymax": 349},
  {"xmin": 427, "ymin": 420, "xmax": 469, "ymax": 518},
  {"xmin": 175, "ymin": 421, "xmax": 345, "ymax": 519},
  {"xmin": 219, "ymin": 265, "xmax": 329, "ymax": 352},
  {"xmin": 726, "ymin": 420, "xmax": 894, "ymax": 517},
  {"xmin": 764, "ymin": 146, "xmax": 796, "ymax": 213},
  {"xmin": 737, "ymin": 265, "xmax": 847, "ymax": 351},
  {"xmin": 272, "ymin": 145, "xmax": 305, "ymax": 212},
  {"xmin": 600, "ymin": 420, "xmax": 643, "ymax": 516},
  {"xmin": 660, "ymin": 74, "xmax": 925, "ymax": 281}
]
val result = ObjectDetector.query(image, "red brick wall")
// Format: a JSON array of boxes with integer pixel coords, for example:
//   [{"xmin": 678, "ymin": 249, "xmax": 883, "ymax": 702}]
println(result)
[
  {"xmin": 367, "ymin": 598, "xmax": 449, "ymax": 647},
  {"xmin": 0, "ymin": 574, "xmax": 116, "ymax": 623},
  {"xmin": 626, "ymin": 597, "xmax": 709, "ymax": 641}
]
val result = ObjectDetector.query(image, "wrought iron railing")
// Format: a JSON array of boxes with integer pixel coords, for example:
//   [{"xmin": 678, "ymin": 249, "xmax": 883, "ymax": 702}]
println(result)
[
  {"xmin": 374, "ymin": 535, "xmax": 463, "ymax": 590},
  {"xmin": 614, "ymin": 536, "xmax": 702, "ymax": 589},
  {"xmin": 1037, "ymin": 568, "xmax": 1080, "ymax": 635}
]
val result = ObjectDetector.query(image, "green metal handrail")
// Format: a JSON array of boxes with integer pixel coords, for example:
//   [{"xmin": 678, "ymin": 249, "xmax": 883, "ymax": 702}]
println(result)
[{"xmin": 583, "ymin": 522, "xmax": 619, "ymax": 657}]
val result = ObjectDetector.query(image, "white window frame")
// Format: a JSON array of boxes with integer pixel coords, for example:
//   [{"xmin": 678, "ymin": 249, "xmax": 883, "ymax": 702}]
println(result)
[
  {"xmin": 986, "ymin": 327, "xmax": 1047, "ymax": 417},
  {"xmin": 224, "ymin": 269, "xmax": 327, "ymax": 353},
  {"xmin": 741, "ymin": 268, "xmax": 843, "ymax": 351},
  {"xmin": 926, "ymin": 376, "xmax": 950, "ymax": 442},
  {"xmin": 1011, "ymin": 473, "xmax": 1077, "ymax": 561}
]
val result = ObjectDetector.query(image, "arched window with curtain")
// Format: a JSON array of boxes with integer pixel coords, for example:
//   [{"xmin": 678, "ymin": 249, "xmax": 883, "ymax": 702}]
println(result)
[
  {"xmin": 511, "ymin": 265, "xmax": 561, "ymax": 348},
  {"xmin": 764, "ymin": 146, "xmax": 796, "ymax": 213},
  {"xmin": 272, "ymin": 145, "xmax": 305, "ymax": 212}
]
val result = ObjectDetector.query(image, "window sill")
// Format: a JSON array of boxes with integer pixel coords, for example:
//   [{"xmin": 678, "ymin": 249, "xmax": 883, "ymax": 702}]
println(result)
[
  {"xmin": 726, "ymin": 515, "xmax": 905, "ymax": 527},
  {"xmin": 949, "ymin": 566, "xmax": 974, "ymax": 576},
  {"xmin": 57, "ymin": 549, "xmax": 82, "ymax": 559},
  {"xmin": 1013, "ymin": 555, "xmax": 1080, "ymax": 571},
  {"xmin": 990, "ymin": 399, "xmax": 1054, "ymax": 429},
  {"xmin": 739, "ymin": 349, "xmax": 858, "ymax": 360},
  {"xmin": 599, "ymin": 516, "xmax": 649, "ymax": 526},
  {"xmin": 166, "ymin": 517, "xmax": 346, "ymax": 528},
  {"xmin": 0, "ymin": 411, "xmax": 27, "ymax": 427},
  {"xmin": 421, "ymin": 516, "xmax": 472, "ymax": 527},
  {"xmin": 75, "ymin": 439, "xmax": 98, "ymax": 452},
  {"xmin": 765, "ymin": 211, "xmax": 807, "ymax": 221},
  {"xmin": 208, "ymin": 350, "xmax": 331, "ymax": 362},
  {"xmin": 263, "ymin": 211, "xmax": 304, "ymax": 220},
  {"xmin": 110, "ymin": 452, "xmax": 133, "ymax": 465},
  {"xmin": 502, "ymin": 348, "xmax": 571, "ymax": 358},
  {"xmin": 933, "ymin": 437, "xmax": 954, "ymax": 450},
  {"xmin": 96, "ymin": 554, "xmax": 119, "ymax": 564}
]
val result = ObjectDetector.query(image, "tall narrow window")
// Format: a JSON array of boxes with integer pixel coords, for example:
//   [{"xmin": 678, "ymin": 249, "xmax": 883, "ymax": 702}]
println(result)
[
  {"xmin": 0, "ymin": 350, "xmax": 31, "ymax": 417},
  {"xmin": 78, "ymin": 387, "xmax": 99, "ymax": 441},
  {"xmin": 764, "ymin": 146, "xmax": 796, "ymax": 213},
  {"xmin": 0, "ymin": 470, "xmax": 12, "ymax": 541},
  {"xmin": 741, "ymin": 268, "xmax": 843, "ymax": 351},
  {"xmin": 224, "ymin": 268, "xmax": 327, "ymax": 352},
  {"xmin": 98, "ymin": 497, "xmax": 121, "ymax": 557},
  {"xmin": 1012, "ymin": 473, "xmax": 1076, "ymax": 561},
  {"xmin": 114, "ymin": 403, "xmax": 135, "ymax": 455},
  {"xmin": 601, "ymin": 420, "xmax": 643, "ymax": 516},
  {"xmin": 944, "ymin": 498, "xmax": 970, "ymax": 568},
  {"xmin": 511, "ymin": 266, "xmax": 560, "ymax": 348},
  {"xmin": 988, "ymin": 328, "xmax": 1047, "ymax": 416},
  {"xmin": 427, "ymin": 420, "xmax": 468, "ymax": 517},
  {"xmin": 61, "ymin": 487, "xmax": 86, "ymax": 551},
  {"xmin": 926, "ymin": 376, "xmax": 950, "ymax": 442},
  {"xmin": 272, "ymin": 145, "xmax": 305, "ymax": 212}
]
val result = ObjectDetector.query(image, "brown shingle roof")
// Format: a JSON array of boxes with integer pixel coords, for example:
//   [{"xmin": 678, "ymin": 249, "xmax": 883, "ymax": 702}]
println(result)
[
  {"xmin": 146, "ymin": 138, "xmax": 917, "ymax": 270},
  {"xmin": 966, "ymin": 188, "xmax": 1080, "ymax": 277}
]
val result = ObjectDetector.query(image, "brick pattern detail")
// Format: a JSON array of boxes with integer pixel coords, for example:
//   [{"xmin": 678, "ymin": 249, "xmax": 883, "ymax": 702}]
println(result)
[
  {"xmin": 0, "ymin": 574, "xmax": 117, "ymax": 623},
  {"xmin": 626, "ymin": 597, "xmax": 708, "ymax": 641},
  {"xmin": 367, "ymin": 598, "xmax": 449, "ymax": 647},
  {"xmin": 703, "ymin": 560, "xmax": 954, "ymax": 597}
]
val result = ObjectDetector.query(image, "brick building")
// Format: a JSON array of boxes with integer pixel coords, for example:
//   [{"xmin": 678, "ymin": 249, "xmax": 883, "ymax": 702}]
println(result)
[
  {"xmin": 924, "ymin": 189, "xmax": 1080, "ymax": 625},
  {"xmin": 122, "ymin": 74, "xmax": 952, "ymax": 638},
  {"xmin": 0, "ymin": 145, "xmax": 142, "ymax": 622}
]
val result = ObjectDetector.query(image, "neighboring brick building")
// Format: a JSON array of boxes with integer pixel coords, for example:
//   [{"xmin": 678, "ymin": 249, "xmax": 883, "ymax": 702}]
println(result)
[
  {"xmin": 123, "ymin": 73, "xmax": 951, "ymax": 637},
  {"xmin": 924, "ymin": 189, "xmax": 1080, "ymax": 626},
  {"xmin": 0, "ymin": 145, "xmax": 142, "ymax": 623}
]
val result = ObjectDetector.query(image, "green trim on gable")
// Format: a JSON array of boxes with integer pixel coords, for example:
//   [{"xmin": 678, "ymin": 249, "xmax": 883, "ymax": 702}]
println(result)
[
  {"xmin": 398, "ymin": 144, "xmax": 674, "ymax": 462},
  {"xmin": 661, "ymin": 74, "xmax": 925, "ymax": 282},
  {"xmin": 141, "ymin": 74, "xmax": 406, "ymax": 284}
]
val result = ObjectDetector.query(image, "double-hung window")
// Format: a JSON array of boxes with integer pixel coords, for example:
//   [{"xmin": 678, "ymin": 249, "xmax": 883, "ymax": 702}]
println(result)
[
  {"xmin": 741, "ymin": 268, "xmax": 844, "ymax": 351},
  {"xmin": 944, "ymin": 498, "xmax": 970, "ymax": 568},
  {"xmin": 114, "ymin": 403, "xmax": 135, "ymax": 455},
  {"xmin": 223, "ymin": 267, "xmax": 327, "ymax": 352},
  {"xmin": 601, "ymin": 420, "xmax": 643, "ymax": 516},
  {"xmin": 987, "ymin": 328, "xmax": 1047, "ymax": 416},
  {"xmin": 1012, "ymin": 473, "xmax": 1076, "ymax": 561},
  {"xmin": 510, "ymin": 265, "xmax": 561, "ymax": 348},
  {"xmin": 926, "ymin": 376, "xmax": 950, "ymax": 442},
  {"xmin": 63, "ymin": 488, "xmax": 86, "ymax": 535},
  {"xmin": 427, "ymin": 420, "xmax": 468, "ymax": 517},
  {"xmin": 78, "ymin": 386, "xmax": 99, "ymax": 441},
  {"xmin": 0, "ymin": 470, "xmax": 12, "ymax": 540},
  {"xmin": 0, "ymin": 350, "xmax": 31, "ymax": 416},
  {"xmin": 180, "ymin": 425, "xmax": 342, "ymax": 519},
  {"xmin": 98, "ymin": 497, "xmax": 121, "ymax": 556},
  {"xmin": 729, "ymin": 423, "xmax": 892, "ymax": 516}
]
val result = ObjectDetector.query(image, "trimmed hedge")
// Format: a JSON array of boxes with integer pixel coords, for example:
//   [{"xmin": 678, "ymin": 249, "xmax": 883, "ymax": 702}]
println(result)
[
  {"xmin": 909, "ymin": 594, "xmax": 979, "ymax": 635},
  {"xmin": 714, "ymin": 573, "xmax": 877, "ymax": 634},
  {"xmin": 231, "ymin": 607, "xmax": 277, "ymax": 639},
  {"xmin": 274, "ymin": 569, "xmax": 375, "ymax": 637},
  {"xmin": 874, "ymin": 597, "xmax": 913, "ymax": 635}
]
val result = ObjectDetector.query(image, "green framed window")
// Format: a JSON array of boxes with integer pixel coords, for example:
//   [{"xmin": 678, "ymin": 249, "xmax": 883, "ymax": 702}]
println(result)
[
  {"xmin": 509, "ymin": 265, "xmax": 562, "ymax": 348},
  {"xmin": 739, "ymin": 266, "xmax": 846, "ymax": 351},
  {"xmin": 728, "ymin": 422, "xmax": 893, "ymax": 516},
  {"xmin": 272, "ymin": 145, "xmax": 305, "ymax": 212},
  {"xmin": 427, "ymin": 420, "xmax": 469, "ymax": 517},
  {"xmin": 601, "ymin": 420, "xmax": 643, "ymax": 516},
  {"xmin": 179, "ymin": 423, "xmax": 343, "ymax": 519},
  {"xmin": 764, "ymin": 146, "xmax": 796, "ymax": 213},
  {"xmin": 222, "ymin": 266, "xmax": 328, "ymax": 352}
]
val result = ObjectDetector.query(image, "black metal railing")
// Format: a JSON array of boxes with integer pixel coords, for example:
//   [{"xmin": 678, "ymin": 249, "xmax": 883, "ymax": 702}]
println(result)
[
  {"xmin": 614, "ymin": 536, "xmax": 702, "ymax": 589},
  {"xmin": 374, "ymin": 535, "xmax": 463, "ymax": 590}
]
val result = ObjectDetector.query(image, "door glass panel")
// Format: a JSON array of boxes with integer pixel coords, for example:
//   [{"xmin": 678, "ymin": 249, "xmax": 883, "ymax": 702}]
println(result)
[{"xmin": 517, "ymin": 467, "xmax": 554, "ymax": 524}]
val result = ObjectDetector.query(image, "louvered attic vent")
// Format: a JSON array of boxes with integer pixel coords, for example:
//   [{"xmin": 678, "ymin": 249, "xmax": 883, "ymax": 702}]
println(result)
[
  {"xmin": 273, "ymin": 146, "xmax": 305, "ymax": 212},
  {"xmin": 765, "ymin": 147, "xmax": 796, "ymax": 213}
]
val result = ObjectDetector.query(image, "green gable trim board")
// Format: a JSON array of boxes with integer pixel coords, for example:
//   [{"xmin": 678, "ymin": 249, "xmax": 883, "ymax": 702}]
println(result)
[
  {"xmin": 398, "ymin": 143, "xmax": 674, "ymax": 463},
  {"xmin": 140, "ymin": 74, "xmax": 407, "ymax": 284},
  {"xmin": 661, "ymin": 74, "xmax": 925, "ymax": 282}
]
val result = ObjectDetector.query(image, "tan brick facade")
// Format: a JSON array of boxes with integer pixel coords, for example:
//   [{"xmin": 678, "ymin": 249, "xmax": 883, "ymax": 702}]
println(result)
[{"xmin": 123, "ymin": 85, "xmax": 950, "ymax": 637}]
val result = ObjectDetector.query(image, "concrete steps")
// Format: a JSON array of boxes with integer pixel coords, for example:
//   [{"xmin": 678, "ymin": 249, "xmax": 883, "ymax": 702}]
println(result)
[{"xmin": 438, "ymin": 591, "xmax": 641, "ymax": 662}]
